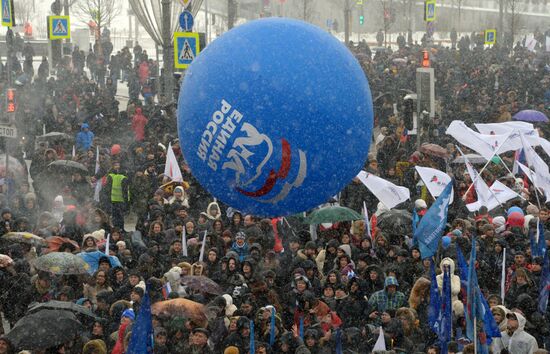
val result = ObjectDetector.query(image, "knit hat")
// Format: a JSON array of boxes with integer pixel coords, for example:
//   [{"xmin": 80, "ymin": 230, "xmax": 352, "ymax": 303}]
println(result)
[
  {"xmin": 121, "ymin": 308, "xmax": 135, "ymax": 321},
  {"xmin": 493, "ymin": 216, "xmax": 506, "ymax": 233},
  {"xmin": 224, "ymin": 346, "xmax": 240, "ymax": 354},
  {"xmin": 384, "ymin": 276, "xmax": 399, "ymax": 288},
  {"xmin": 111, "ymin": 144, "xmax": 121, "ymax": 155}
]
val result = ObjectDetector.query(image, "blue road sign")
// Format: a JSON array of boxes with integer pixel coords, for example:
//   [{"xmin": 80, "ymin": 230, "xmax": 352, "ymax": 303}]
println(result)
[
  {"xmin": 49, "ymin": 16, "xmax": 70, "ymax": 39},
  {"xmin": 174, "ymin": 32, "xmax": 200, "ymax": 69},
  {"xmin": 179, "ymin": 10, "xmax": 194, "ymax": 32}
]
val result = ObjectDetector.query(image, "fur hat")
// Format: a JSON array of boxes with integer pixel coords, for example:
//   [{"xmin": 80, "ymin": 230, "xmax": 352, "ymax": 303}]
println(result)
[{"xmin": 83, "ymin": 339, "xmax": 107, "ymax": 354}]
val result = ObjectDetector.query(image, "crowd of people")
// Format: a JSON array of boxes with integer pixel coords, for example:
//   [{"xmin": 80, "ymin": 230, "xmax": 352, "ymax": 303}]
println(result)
[{"xmin": 0, "ymin": 25, "xmax": 549, "ymax": 354}]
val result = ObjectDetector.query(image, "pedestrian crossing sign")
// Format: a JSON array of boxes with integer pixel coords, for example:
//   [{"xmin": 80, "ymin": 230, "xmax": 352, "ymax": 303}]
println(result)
[
  {"xmin": 48, "ymin": 16, "xmax": 71, "ymax": 40},
  {"xmin": 174, "ymin": 32, "xmax": 200, "ymax": 69},
  {"xmin": 1, "ymin": 0, "xmax": 14, "ymax": 27},
  {"xmin": 485, "ymin": 29, "xmax": 496, "ymax": 45},
  {"xmin": 424, "ymin": 0, "xmax": 436, "ymax": 22}
]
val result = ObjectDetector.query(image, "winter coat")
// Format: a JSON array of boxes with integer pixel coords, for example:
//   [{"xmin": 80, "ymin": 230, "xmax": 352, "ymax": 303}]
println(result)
[
  {"xmin": 492, "ymin": 312, "xmax": 538, "ymax": 354},
  {"xmin": 76, "ymin": 123, "xmax": 94, "ymax": 152},
  {"xmin": 131, "ymin": 108, "xmax": 148, "ymax": 141}
]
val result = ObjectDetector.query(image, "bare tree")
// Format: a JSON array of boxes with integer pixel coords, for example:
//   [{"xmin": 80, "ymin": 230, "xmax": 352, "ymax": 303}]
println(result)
[
  {"xmin": 13, "ymin": 1, "xmax": 35, "ymax": 26},
  {"xmin": 73, "ymin": 0, "xmax": 122, "ymax": 53},
  {"xmin": 506, "ymin": 0, "xmax": 522, "ymax": 47},
  {"xmin": 299, "ymin": 0, "xmax": 315, "ymax": 23},
  {"xmin": 379, "ymin": 0, "xmax": 394, "ymax": 47}
]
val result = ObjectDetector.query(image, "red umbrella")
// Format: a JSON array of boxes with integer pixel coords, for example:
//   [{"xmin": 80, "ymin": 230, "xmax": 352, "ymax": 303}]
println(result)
[{"xmin": 419, "ymin": 143, "xmax": 449, "ymax": 159}]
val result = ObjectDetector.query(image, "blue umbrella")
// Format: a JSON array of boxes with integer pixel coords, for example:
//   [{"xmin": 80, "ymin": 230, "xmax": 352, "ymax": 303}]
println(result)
[
  {"xmin": 512, "ymin": 110, "xmax": 549, "ymax": 123},
  {"xmin": 77, "ymin": 251, "xmax": 121, "ymax": 274}
]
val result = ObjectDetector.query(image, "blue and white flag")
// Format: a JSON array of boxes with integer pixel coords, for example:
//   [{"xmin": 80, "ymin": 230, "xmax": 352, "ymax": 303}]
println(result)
[{"xmin": 415, "ymin": 181, "xmax": 453, "ymax": 259}]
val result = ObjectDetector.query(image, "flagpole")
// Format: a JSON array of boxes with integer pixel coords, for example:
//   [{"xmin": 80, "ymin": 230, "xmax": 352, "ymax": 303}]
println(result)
[
  {"xmin": 519, "ymin": 133, "xmax": 542, "ymax": 209},
  {"xmin": 474, "ymin": 320, "xmax": 477, "ymax": 354},
  {"xmin": 456, "ymin": 145, "xmax": 506, "ymax": 208},
  {"xmin": 458, "ymin": 132, "xmax": 513, "ymax": 199},
  {"xmin": 500, "ymin": 248, "xmax": 506, "ymax": 301}
]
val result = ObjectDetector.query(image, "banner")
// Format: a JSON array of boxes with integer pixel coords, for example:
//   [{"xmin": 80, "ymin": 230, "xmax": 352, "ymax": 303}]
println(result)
[
  {"xmin": 357, "ymin": 171, "xmax": 410, "ymax": 209},
  {"xmin": 415, "ymin": 166, "xmax": 454, "ymax": 204},
  {"xmin": 474, "ymin": 121, "xmax": 534, "ymax": 135}
]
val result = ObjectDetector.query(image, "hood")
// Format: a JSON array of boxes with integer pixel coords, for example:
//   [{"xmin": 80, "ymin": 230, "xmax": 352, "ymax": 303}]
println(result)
[
  {"xmin": 81, "ymin": 123, "xmax": 89, "ymax": 131},
  {"xmin": 439, "ymin": 257, "xmax": 455, "ymax": 274},
  {"xmin": 222, "ymin": 293, "xmax": 233, "ymax": 307},
  {"xmin": 206, "ymin": 201, "xmax": 221, "ymax": 219},
  {"xmin": 174, "ymin": 186, "xmax": 184, "ymax": 194},
  {"xmin": 510, "ymin": 311, "xmax": 526, "ymax": 332},
  {"xmin": 338, "ymin": 244, "xmax": 352, "ymax": 258},
  {"xmin": 384, "ymin": 276, "xmax": 399, "ymax": 288}
]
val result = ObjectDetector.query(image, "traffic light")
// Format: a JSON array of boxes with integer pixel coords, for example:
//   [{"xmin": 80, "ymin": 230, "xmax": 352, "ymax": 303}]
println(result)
[
  {"xmin": 422, "ymin": 50, "xmax": 430, "ymax": 68},
  {"xmin": 403, "ymin": 98, "xmax": 414, "ymax": 130},
  {"xmin": 6, "ymin": 88, "xmax": 16, "ymax": 113},
  {"xmin": 359, "ymin": 15, "xmax": 364, "ymax": 25}
]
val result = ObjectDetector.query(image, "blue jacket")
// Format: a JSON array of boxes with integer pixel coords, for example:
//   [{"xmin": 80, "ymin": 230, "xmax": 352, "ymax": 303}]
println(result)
[
  {"xmin": 231, "ymin": 242, "xmax": 249, "ymax": 262},
  {"xmin": 76, "ymin": 123, "xmax": 94, "ymax": 151}
]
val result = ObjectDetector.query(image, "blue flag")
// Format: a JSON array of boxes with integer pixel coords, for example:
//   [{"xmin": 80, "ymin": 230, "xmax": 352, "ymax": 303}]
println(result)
[
  {"xmin": 335, "ymin": 328, "xmax": 343, "ymax": 354},
  {"xmin": 456, "ymin": 246, "xmax": 469, "ymax": 282},
  {"xmin": 412, "ymin": 207, "xmax": 420, "ymax": 245},
  {"xmin": 437, "ymin": 266, "xmax": 452, "ymax": 354},
  {"xmin": 415, "ymin": 181, "xmax": 453, "ymax": 259},
  {"xmin": 250, "ymin": 320, "xmax": 255, "ymax": 354},
  {"xmin": 538, "ymin": 222, "xmax": 547, "ymax": 258},
  {"xmin": 466, "ymin": 237, "xmax": 500, "ymax": 354},
  {"xmin": 127, "ymin": 289, "xmax": 154, "ymax": 354},
  {"xmin": 269, "ymin": 307, "xmax": 276, "ymax": 346},
  {"xmin": 539, "ymin": 251, "xmax": 550, "ymax": 314},
  {"xmin": 428, "ymin": 259, "xmax": 441, "ymax": 331}
]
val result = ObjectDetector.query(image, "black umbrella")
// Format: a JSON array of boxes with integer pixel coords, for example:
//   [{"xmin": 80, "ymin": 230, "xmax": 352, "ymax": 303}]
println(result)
[
  {"xmin": 6, "ymin": 310, "xmax": 82, "ymax": 350},
  {"xmin": 376, "ymin": 209, "xmax": 413, "ymax": 237},
  {"xmin": 27, "ymin": 300, "xmax": 99, "ymax": 321},
  {"xmin": 47, "ymin": 160, "xmax": 88, "ymax": 174}
]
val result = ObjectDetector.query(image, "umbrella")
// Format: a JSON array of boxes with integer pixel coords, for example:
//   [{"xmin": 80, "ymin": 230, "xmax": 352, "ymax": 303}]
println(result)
[
  {"xmin": 33, "ymin": 252, "xmax": 91, "ymax": 275},
  {"xmin": 151, "ymin": 298, "xmax": 207, "ymax": 326},
  {"xmin": 376, "ymin": 209, "xmax": 413, "ymax": 236},
  {"xmin": 181, "ymin": 275, "xmax": 223, "ymax": 295},
  {"xmin": 452, "ymin": 154, "xmax": 487, "ymax": 164},
  {"xmin": 27, "ymin": 300, "xmax": 99, "ymax": 321},
  {"xmin": 77, "ymin": 250, "xmax": 122, "ymax": 274},
  {"xmin": 37, "ymin": 132, "xmax": 72, "ymax": 141},
  {"xmin": 6, "ymin": 310, "xmax": 82, "ymax": 350},
  {"xmin": 44, "ymin": 236, "xmax": 80, "ymax": 254},
  {"xmin": 304, "ymin": 206, "xmax": 363, "ymax": 224},
  {"xmin": 0, "ymin": 154, "xmax": 26, "ymax": 180},
  {"xmin": 419, "ymin": 143, "xmax": 449, "ymax": 158},
  {"xmin": 373, "ymin": 92, "xmax": 391, "ymax": 103},
  {"xmin": 0, "ymin": 254, "xmax": 13, "ymax": 267},
  {"xmin": 512, "ymin": 110, "xmax": 549, "ymax": 123},
  {"xmin": 2, "ymin": 232, "xmax": 47, "ymax": 247},
  {"xmin": 47, "ymin": 160, "xmax": 88, "ymax": 174},
  {"xmin": 392, "ymin": 57, "xmax": 407, "ymax": 66}
]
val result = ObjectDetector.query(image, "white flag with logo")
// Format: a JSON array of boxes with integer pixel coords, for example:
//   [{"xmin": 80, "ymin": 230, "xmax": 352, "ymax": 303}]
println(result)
[
  {"xmin": 546, "ymin": 36, "xmax": 550, "ymax": 52},
  {"xmin": 373, "ymin": 326, "xmax": 386, "ymax": 351},
  {"xmin": 519, "ymin": 133, "xmax": 550, "ymax": 201},
  {"xmin": 446, "ymin": 120, "xmax": 508, "ymax": 160},
  {"xmin": 466, "ymin": 180, "xmax": 520, "ymax": 212},
  {"xmin": 164, "ymin": 142, "xmax": 183, "ymax": 182},
  {"xmin": 526, "ymin": 34, "xmax": 537, "ymax": 52},
  {"xmin": 357, "ymin": 171, "xmax": 410, "ymax": 209},
  {"xmin": 461, "ymin": 150, "xmax": 491, "ymax": 205},
  {"xmin": 415, "ymin": 166, "xmax": 454, "ymax": 204}
]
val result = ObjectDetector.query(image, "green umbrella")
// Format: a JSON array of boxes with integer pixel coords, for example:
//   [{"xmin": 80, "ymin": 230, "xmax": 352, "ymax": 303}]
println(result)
[
  {"xmin": 33, "ymin": 252, "xmax": 91, "ymax": 275},
  {"xmin": 304, "ymin": 205, "xmax": 363, "ymax": 224},
  {"xmin": 2, "ymin": 232, "xmax": 47, "ymax": 247}
]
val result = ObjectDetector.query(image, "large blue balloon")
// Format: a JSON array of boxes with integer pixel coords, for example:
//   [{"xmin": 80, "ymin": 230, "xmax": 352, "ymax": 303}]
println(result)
[
  {"xmin": 507, "ymin": 206, "xmax": 524, "ymax": 216},
  {"xmin": 177, "ymin": 18, "xmax": 373, "ymax": 216}
]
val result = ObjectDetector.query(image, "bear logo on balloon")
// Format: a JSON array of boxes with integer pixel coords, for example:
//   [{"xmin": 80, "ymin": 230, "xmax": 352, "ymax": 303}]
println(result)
[{"xmin": 196, "ymin": 98, "xmax": 307, "ymax": 205}]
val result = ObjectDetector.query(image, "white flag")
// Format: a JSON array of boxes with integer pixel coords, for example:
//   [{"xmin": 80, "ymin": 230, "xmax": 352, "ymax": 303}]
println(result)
[
  {"xmin": 182, "ymin": 227, "xmax": 188, "ymax": 257},
  {"xmin": 104, "ymin": 233, "xmax": 110, "ymax": 256},
  {"xmin": 475, "ymin": 121, "xmax": 534, "ymax": 135},
  {"xmin": 363, "ymin": 201, "xmax": 372, "ymax": 240},
  {"xmin": 526, "ymin": 34, "xmax": 537, "ymax": 51},
  {"xmin": 198, "ymin": 230, "xmax": 207, "ymax": 263},
  {"xmin": 546, "ymin": 36, "xmax": 550, "ymax": 52},
  {"xmin": 447, "ymin": 120, "xmax": 508, "ymax": 160},
  {"xmin": 460, "ymin": 150, "xmax": 491, "ymax": 205},
  {"xmin": 501, "ymin": 248, "xmax": 506, "ymax": 301},
  {"xmin": 415, "ymin": 166, "xmax": 454, "ymax": 204},
  {"xmin": 164, "ymin": 142, "xmax": 183, "ymax": 182},
  {"xmin": 93, "ymin": 146, "xmax": 102, "ymax": 203},
  {"xmin": 466, "ymin": 180, "xmax": 519, "ymax": 212},
  {"xmin": 519, "ymin": 133, "xmax": 550, "ymax": 201},
  {"xmin": 373, "ymin": 326, "xmax": 386, "ymax": 351},
  {"xmin": 71, "ymin": 145, "xmax": 76, "ymax": 158},
  {"xmin": 357, "ymin": 171, "xmax": 410, "ymax": 209}
]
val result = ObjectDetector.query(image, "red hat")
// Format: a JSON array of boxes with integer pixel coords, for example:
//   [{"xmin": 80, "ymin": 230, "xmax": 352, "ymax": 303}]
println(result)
[{"xmin": 111, "ymin": 144, "xmax": 121, "ymax": 155}]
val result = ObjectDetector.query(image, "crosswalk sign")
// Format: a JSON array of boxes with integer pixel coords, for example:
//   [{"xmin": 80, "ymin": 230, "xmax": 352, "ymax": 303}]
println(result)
[
  {"xmin": 485, "ymin": 29, "xmax": 496, "ymax": 45},
  {"xmin": 48, "ymin": 16, "xmax": 71, "ymax": 40},
  {"xmin": 424, "ymin": 0, "xmax": 436, "ymax": 22},
  {"xmin": 1, "ymin": 0, "xmax": 14, "ymax": 27},
  {"xmin": 174, "ymin": 32, "xmax": 200, "ymax": 69}
]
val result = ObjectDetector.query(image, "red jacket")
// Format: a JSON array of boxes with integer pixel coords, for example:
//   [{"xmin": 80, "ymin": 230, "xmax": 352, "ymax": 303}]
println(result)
[{"xmin": 131, "ymin": 108, "xmax": 148, "ymax": 141}]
